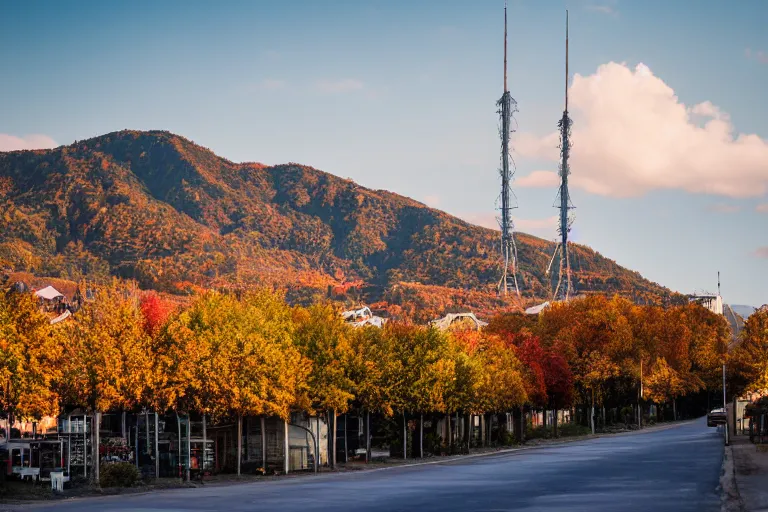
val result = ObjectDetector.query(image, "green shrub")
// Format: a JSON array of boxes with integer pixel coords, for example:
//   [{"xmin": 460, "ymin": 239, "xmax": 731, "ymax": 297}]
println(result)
[{"xmin": 100, "ymin": 462, "xmax": 140, "ymax": 488}]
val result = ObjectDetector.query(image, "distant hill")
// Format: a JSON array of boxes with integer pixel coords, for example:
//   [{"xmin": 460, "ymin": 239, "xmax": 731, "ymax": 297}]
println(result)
[
  {"xmin": 730, "ymin": 305, "xmax": 757, "ymax": 319},
  {"xmin": 0, "ymin": 130, "xmax": 675, "ymax": 319}
]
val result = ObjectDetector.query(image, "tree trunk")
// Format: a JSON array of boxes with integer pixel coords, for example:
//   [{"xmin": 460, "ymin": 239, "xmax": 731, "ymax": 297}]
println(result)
[
  {"xmin": 237, "ymin": 414, "xmax": 242, "ymax": 476},
  {"xmin": 519, "ymin": 406, "xmax": 525, "ymax": 443},
  {"xmin": 465, "ymin": 414, "xmax": 471, "ymax": 453},
  {"xmin": 202, "ymin": 415, "xmax": 207, "ymax": 474},
  {"xmin": 366, "ymin": 410, "xmax": 371, "ymax": 462},
  {"xmin": 186, "ymin": 418, "xmax": 191, "ymax": 481},
  {"xmin": 553, "ymin": 407, "xmax": 558, "ymax": 437},
  {"xmin": 447, "ymin": 413, "xmax": 452, "ymax": 452},
  {"xmin": 94, "ymin": 411, "xmax": 100, "ymax": 484},
  {"xmin": 344, "ymin": 414, "xmax": 348, "ymax": 463},
  {"xmin": 419, "ymin": 414, "xmax": 424, "ymax": 458},
  {"xmin": 673, "ymin": 398, "xmax": 677, "ymax": 421},
  {"xmin": 402, "ymin": 411, "xmax": 407, "ymax": 460},
  {"xmin": 455, "ymin": 412, "xmax": 460, "ymax": 451},
  {"xmin": 590, "ymin": 389, "xmax": 595, "ymax": 435},
  {"xmin": 283, "ymin": 419, "xmax": 289, "ymax": 474},
  {"xmin": 155, "ymin": 413, "xmax": 160, "ymax": 479},
  {"xmin": 542, "ymin": 408, "xmax": 547, "ymax": 430},
  {"xmin": 261, "ymin": 417, "xmax": 267, "ymax": 471},
  {"xmin": 332, "ymin": 410, "xmax": 337, "ymax": 468}
]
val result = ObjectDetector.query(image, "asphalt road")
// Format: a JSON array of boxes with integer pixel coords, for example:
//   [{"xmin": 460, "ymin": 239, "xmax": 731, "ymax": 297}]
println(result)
[{"xmin": 10, "ymin": 418, "xmax": 723, "ymax": 512}]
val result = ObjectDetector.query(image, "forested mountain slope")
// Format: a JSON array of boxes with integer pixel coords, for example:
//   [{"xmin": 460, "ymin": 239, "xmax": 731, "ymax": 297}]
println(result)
[{"xmin": 0, "ymin": 130, "xmax": 672, "ymax": 318}]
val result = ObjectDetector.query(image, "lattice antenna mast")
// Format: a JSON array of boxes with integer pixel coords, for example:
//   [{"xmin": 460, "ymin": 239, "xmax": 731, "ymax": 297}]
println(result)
[
  {"xmin": 497, "ymin": 1, "xmax": 520, "ymax": 297},
  {"xmin": 551, "ymin": 10, "xmax": 576, "ymax": 302}
]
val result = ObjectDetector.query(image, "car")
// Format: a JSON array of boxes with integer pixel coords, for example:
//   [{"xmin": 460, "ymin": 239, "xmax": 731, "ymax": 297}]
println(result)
[{"xmin": 707, "ymin": 408, "xmax": 727, "ymax": 427}]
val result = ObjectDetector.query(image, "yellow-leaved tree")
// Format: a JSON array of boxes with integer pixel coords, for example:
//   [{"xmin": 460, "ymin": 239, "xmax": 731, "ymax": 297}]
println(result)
[
  {"xmin": 292, "ymin": 302, "xmax": 355, "ymax": 467},
  {"xmin": 0, "ymin": 292, "xmax": 63, "ymax": 424},
  {"xmin": 58, "ymin": 280, "xmax": 149, "ymax": 482}
]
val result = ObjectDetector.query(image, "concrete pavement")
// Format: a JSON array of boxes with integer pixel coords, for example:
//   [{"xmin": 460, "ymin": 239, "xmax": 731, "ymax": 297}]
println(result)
[{"xmin": 7, "ymin": 418, "xmax": 723, "ymax": 512}]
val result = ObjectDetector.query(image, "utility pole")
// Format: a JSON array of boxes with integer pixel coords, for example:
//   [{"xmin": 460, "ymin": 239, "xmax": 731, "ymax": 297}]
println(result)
[
  {"xmin": 638, "ymin": 359, "xmax": 643, "ymax": 429},
  {"xmin": 723, "ymin": 363, "xmax": 729, "ymax": 446}
]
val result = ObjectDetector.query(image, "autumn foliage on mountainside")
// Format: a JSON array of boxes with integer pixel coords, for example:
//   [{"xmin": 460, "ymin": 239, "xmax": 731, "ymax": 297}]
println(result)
[{"xmin": 0, "ymin": 130, "xmax": 674, "ymax": 318}]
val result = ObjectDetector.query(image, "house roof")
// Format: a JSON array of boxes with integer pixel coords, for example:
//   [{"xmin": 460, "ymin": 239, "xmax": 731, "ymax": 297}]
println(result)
[
  {"xmin": 35, "ymin": 286, "xmax": 64, "ymax": 301},
  {"xmin": 430, "ymin": 312, "xmax": 488, "ymax": 331},
  {"xmin": 525, "ymin": 302, "xmax": 551, "ymax": 315}
]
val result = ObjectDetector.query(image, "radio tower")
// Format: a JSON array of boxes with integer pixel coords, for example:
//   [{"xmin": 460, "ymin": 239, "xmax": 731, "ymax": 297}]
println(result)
[
  {"xmin": 548, "ymin": 11, "xmax": 576, "ymax": 301},
  {"xmin": 497, "ymin": 1, "xmax": 520, "ymax": 297}
]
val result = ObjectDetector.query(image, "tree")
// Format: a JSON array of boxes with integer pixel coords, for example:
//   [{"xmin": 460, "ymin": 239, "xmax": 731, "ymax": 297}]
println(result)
[
  {"xmin": 644, "ymin": 357, "xmax": 686, "ymax": 420},
  {"xmin": 293, "ymin": 302, "xmax": 355, "ymax": 466},
  {"xmin": 59, "ymin": 282, "xmax": 150, "ymax": 412},
  {"xmin": 541, "ymin": 350, "xmax": 573, "ymax": 437},
  {"xmin": 0, "ymin": 292, "xmax": 63, "ymax": 423},
  {"xmin": 58, "ymin": 281, "xmax": 150, "ymax": 482},
  {"xmin": 729, "ymin": 306, "xmax": 768, "ymax": 396},
  {"xmin": 139, "ymin": 291, "xmax": 174, "ymax": 337}
]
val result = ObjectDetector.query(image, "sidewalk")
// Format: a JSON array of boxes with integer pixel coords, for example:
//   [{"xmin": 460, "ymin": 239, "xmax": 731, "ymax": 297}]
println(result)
[{"xmin": 728, "ymin": 435, "xmax": 768, "ymax": 511}]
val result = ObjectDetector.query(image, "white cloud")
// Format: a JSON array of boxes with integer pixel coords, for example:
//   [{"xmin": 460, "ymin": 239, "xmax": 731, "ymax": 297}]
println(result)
[
  {"xmin": 423, "ymin": 195, "xmax": 440, "ymax": 208},
  {"xmin": 757, "ymin": 203, "xmax": 768, "ymax": 213},
  {"xmin": 706, "ymin": 203, "xmax": 740, "ymax": 214},
  {"xmin": 314, "ymin": 79, "xmax": 364, "ymax": 94},
  {"xmin": 0, "ymin": 134, "xmax": 58, "ymax": 152},
  {"xmin": 516, "ymin": 62, "xmax": 768, "ymax": 198},
  {"xmin": 754, "ymin": 247, "xmax": 768, "ymax": 259},
  {"xmin": 517, "ymin": 170, "xmax": 560, "ymax": 188}
]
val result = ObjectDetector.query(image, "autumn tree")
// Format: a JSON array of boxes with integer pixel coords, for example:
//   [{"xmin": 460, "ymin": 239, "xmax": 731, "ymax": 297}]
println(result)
[
  {"xmin": 139, "ymin": 291, "xmax": 174, "ymax": 337},
  {"xmin": 58, "ymin": 280, "xmax": 150, "ymax": 482},
  {"xmin": 293, "ymin": 302, "xmax": 355, "ymax": 466},
  {"xmin": 729, "ymin": 306, "xmax": 768, "ymax": 396},
  {"xmin": 541, "ymin": 350, "xmax": 574, "ymax": 437},
  {"xmin": 0, "ymin": 292, "xmax": 63, "ymax": 424}
]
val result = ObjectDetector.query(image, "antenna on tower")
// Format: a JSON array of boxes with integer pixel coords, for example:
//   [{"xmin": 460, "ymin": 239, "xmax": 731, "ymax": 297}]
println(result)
[
  {"xmin": 549, "ymin": 10, "xmax": 576, "ymax": 302},
  {"xmin": 496, "ymin": 0, "xmax": 520, "ymax": 298},
  {"xmin": 718, "ymin": 271, "xmax": 721, "ymax": 296}
]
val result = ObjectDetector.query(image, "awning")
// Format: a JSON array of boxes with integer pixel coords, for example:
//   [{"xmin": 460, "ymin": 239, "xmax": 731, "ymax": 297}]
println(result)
[{"xmin": 35, "ymin": 286, "xmax": 64, "ymax": 300}]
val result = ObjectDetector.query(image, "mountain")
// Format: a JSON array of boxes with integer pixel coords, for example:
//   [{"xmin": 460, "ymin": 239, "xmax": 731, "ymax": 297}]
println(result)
[
  {"xmin": 0, "ymin": 130, "xmax": 674, "ymax": 319},
  {"xmin": 730, "ymin": 305, "xmax": 757, "ymax": 320}
]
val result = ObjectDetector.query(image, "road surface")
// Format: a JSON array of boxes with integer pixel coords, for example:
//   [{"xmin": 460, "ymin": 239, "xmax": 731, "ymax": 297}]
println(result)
[{"xmin": 10, "ymin": 418, "xmax": 723, "ymax": 512}]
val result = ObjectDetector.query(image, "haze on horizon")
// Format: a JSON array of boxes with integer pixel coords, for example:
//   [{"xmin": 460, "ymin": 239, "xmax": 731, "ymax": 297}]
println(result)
[{"xmin": 0, "ymin": 0, "xmax": 766, "ymax": 306}]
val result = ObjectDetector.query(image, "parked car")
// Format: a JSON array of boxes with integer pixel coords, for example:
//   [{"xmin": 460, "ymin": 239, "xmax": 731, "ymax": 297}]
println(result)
[{"xmin": 707, "ymin": 408, "xmax": 726, "ymax": 427}]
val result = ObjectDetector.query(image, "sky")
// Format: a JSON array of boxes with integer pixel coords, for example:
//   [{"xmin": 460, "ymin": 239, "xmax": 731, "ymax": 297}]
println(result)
[{"xmin": 1, "ymin": 0, "xmax": 766, "ymax": 306}]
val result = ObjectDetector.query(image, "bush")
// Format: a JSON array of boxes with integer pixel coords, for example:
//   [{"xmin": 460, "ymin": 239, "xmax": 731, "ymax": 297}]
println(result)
[{"xmin": 99, "ymin": 462, "xmax": 141, "ymax": 488}]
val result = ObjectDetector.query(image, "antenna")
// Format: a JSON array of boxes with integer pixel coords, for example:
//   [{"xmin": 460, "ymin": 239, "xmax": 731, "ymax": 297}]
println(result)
[
  {"xmin": 550, "ymin": 10, "xmax": 575, "ymax": 302},
  {"xmin": 504, "ymin": 1, "xmax": 508, "ymax": 93},
  {"xmin": 565, "ymin": 10, "xmax": 569, "ymax": 111},
  {"xmin": 718, "ymin": 271, "xmax": 721, "ymax": 296},
  {"xmin": 496, "ymin": 0, "xmax": 520, "ymax": 298}
]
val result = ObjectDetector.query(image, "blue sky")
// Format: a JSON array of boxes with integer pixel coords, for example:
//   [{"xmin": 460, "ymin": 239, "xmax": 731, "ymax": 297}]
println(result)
[{"xmin": 1, "ymin": 0, "xmax": 766, "ymax": 306}]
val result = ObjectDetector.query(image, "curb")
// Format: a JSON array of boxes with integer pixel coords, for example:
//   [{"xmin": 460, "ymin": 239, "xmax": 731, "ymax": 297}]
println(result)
[{"xmin": 720, "ymin": 443, "xmax": 745, "ymax": 512}]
